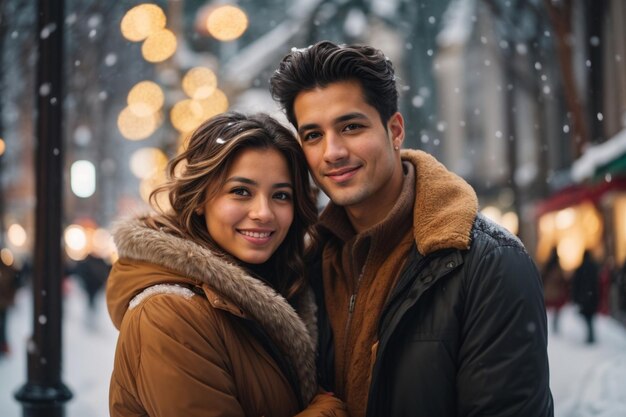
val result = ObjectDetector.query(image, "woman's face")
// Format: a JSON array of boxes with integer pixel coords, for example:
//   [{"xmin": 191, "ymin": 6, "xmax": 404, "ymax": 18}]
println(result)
[{"xmin": 202, "ymin": 147, "xmax": 294, "ymax": 264}]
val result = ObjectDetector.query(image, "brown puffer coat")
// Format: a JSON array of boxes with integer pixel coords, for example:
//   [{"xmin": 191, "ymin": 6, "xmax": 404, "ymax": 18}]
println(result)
[{"xmin": 107, "ymin": 218, "xmax": 346, "ymax": 417}]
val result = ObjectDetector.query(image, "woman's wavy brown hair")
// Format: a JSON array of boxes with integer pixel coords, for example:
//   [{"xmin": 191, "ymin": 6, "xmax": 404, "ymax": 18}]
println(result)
[{"xmin": 145, "ymin": 111, "xmax": 317, "ymax": 300}]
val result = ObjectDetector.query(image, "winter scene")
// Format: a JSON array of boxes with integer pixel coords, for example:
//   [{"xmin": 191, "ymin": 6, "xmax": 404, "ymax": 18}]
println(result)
[{"xmin": 1, "ymin": 0, "xmax": 626, "ymax": 416}]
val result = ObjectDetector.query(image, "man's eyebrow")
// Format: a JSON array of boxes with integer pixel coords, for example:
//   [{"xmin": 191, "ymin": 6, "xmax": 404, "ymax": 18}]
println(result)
[
  {"xmin": 225, "ymin": 177, "xmax": 292, "ymax": 189},
  {"xmin": 298, "ymin": 112, "xmax": 368, "ymax": 135}
]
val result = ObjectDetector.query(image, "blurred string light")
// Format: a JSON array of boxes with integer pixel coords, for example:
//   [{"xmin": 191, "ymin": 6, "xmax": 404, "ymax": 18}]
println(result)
[
  {"xmin": 118, "ymin": 80, "xmax": 164, "ymax": 140},
  {"xmin": 70, "ymin": 160, "xmax": 96, "ymax": 198},
  {"xmin": 142, "ymin": 28, "xmax": 177, "ymax": 62},
  {"xmin": 205, "ymin": 5, "xmax": 249, "ymax": 41},
  {"xmin": 128, "ymin": 81, "xmax": 164, "ymax": 116},
  {"xmin": 182, "ymin": 67, "xmax": 217, "ymax": 99},
  {"xmin": 120, "ymin": 3, "xmax": 176, "ymax": 63},
  {"xmin": 120, "ymin": 3, "xmax": 166, "ymax": 42},
  {"xmin": 0, "ymin": 137, "xmax": 5, "ymax": 156},
  {"xmin": 7, "ymin": 224, "xmax": 27, "ymax": 247},
  {"xmin": 130, "ymin": 147, "xmax": 168, "ymax": 180},
  {"xmin": 1, "ymin": 248, "xmax": 15, "ymax": 266},
  {"xmin": 171, "ymin": 67, "xmax": 229, "ymax": 133}
]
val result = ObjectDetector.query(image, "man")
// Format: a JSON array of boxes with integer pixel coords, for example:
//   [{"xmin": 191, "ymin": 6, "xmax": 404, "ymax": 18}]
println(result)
[{"xmin": 269, "ymin": 41, "xmax": 553, "ymax": 417}]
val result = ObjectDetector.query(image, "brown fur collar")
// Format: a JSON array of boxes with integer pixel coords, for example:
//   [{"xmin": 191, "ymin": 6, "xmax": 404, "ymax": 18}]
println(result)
[
  {"xmin": 110, "ymin": 218, "xmax": 318, "ymax": 403},
  {"xmin": 401, "ymin": 149, "xmax": 478, "ymax": 255}
]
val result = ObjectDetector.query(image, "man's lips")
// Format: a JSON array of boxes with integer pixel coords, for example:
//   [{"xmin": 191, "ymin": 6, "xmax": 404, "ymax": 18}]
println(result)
[{"xmin": 324, "ymin": 166, "xmax": 360, "ymax": 182}]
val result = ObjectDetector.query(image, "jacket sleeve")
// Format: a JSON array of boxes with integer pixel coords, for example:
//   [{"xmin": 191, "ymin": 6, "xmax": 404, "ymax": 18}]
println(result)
[
  {"xmin": 294, "ymin": 391, "xmax": 348, "ymax": 417},
  {"xmin": 457, "ymin": 245, "xmax": 554, "ymax": 417},
  {"xmin": 111, "ymin": 293, "xmax": 246, "ymax": 417}
]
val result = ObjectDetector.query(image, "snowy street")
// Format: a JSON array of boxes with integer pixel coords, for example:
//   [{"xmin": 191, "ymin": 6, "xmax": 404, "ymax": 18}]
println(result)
[{"xmin": 1, "ymin": 283, "xmax": 626, "ymax": 417}]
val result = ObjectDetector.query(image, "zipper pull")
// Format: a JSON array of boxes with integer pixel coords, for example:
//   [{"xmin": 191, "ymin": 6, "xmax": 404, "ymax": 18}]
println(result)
[{"xmin": 349, "ymin": 294, "xmax": 356, "ymax": 313}]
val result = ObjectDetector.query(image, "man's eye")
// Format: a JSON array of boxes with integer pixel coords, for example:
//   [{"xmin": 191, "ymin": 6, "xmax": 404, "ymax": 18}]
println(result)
[
  {"xmin": 273, "ymin": 192, "xmax": 292, "ymax": 201},
  {"xmin": 344, "ymin": 123, "xmax": 363, "ymax": 131}
]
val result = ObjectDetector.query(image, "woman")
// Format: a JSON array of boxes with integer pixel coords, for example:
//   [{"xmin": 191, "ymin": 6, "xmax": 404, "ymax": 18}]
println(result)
[{"xmin": 107, "ymin": 112, "xmax": 346, "ymax": 416}]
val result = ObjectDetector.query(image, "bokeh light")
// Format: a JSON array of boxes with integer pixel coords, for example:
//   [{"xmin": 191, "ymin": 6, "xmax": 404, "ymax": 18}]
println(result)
[
  {"xmin": 198, "ymin": 88, "xmax": 229, "ymax": 119},
  {"xmin": 206, "ymin": 5, "xmax": 249, "ymax": 41},
  {"xmin": 118, "ymin": 106, "xmax": 160, "ymax": 140},
  {"xmin": 0, "ymin": 248, "xmax": 14, "ymax": 266},
  {"xmin": 120, "ymin": 3, "xmax": 166, "ymax": 42},
  {"xmin": 128, "ymin": 81, "xmax": 164, "ymax": 117},
  {"xmin": 182, "ymin": 67, "xmax": 217, "ymax": 100},
  {"xmin": 170, "ymin": 99, "xmax": 206, "ymax": 133},
  {"xmin": 70, "ymin": 160, "xmax": 96, "ymax": 198},
  {"xmin": 141, "ymin": 28, "xmax": 177, "ymax": 63},
  {"xmin": 64, "ymin": 224, "xmax": 88, "ymax": 261},
  {"xmin": 130, "ymin": 147, "xmax": 168, "ymax": 180},
  {"xmin": 0, "ymin": 138, "xmax": 5, "ymax": 156},
  {"xmin": 7, "ymin": 224, "xmax": 27, "ymax": 247}
]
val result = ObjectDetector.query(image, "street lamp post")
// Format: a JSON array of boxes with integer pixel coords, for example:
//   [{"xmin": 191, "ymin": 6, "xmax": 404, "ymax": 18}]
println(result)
[{"xmin": 14, "ymin": 0, "xmax": 73, "ymax": 415}]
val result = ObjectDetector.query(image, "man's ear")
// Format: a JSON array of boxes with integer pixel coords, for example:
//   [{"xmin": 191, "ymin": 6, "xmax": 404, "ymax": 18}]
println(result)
[{"xmin": 388, "ymin": 112, "xmax": 405, "ymax": 149}]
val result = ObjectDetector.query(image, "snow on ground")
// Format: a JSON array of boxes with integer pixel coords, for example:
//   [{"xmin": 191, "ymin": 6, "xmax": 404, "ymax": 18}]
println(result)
[{"xmin": 1, "ymin": 284, "xmax": 626, "ymax": 416}]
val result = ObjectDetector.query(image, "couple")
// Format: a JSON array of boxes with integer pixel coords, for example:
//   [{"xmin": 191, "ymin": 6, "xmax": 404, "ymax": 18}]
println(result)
[{"xmin": 107, "ymin": 41, "xmax": 553, "ymax": 416}]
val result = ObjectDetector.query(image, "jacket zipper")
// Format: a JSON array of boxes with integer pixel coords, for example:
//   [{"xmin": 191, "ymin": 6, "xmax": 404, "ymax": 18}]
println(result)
[{"xmin": 344, "ymin": 267, "xmax": 365, "ymax": 337}]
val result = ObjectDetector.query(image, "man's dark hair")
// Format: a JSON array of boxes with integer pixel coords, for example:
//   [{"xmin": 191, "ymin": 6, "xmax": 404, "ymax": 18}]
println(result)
[{"xmin": 269, "ymin": 40, "xmax": 399, "ymax": 128}]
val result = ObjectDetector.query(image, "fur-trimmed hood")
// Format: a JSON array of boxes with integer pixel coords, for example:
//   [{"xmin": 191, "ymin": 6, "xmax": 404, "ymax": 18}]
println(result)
[{"xmin": 107, "ymin": 218, "xmax": 318, "ymax": 403}]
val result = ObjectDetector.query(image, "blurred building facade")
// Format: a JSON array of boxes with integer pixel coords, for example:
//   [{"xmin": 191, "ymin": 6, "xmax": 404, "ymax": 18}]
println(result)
[{"xmin": 1, "ymin": 0, "xmax": 625, "ymax": 314}]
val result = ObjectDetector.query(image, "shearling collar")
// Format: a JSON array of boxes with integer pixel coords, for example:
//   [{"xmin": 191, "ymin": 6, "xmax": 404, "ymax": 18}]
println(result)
[
  {"xmin": 108, "ymin": 218, "xmax": 318, "ymax": 403},
  {"xmin": 402, "ymin": 149, "xmax": 477, "ymax": 254}
]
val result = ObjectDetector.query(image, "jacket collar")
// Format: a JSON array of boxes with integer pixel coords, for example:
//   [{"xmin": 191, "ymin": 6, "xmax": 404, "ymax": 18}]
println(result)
[{"xmin": 109, "ymin": 218, "xmax": 318, "ymax": 403}]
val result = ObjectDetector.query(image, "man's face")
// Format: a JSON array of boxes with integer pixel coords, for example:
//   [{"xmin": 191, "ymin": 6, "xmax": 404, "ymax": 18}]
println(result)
[{"xmin": 293, "ymin": 80, "xmax": 404, "ymax": 218}]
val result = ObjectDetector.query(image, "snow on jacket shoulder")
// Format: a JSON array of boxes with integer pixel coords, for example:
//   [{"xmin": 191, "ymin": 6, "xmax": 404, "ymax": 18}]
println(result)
[{"xmin": 107, "ymin": 218, "xmax": 346, "ymax": 417}]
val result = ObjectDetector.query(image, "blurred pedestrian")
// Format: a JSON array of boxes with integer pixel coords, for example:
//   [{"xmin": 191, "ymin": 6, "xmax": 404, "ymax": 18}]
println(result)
[
  {"xmin": 571, "ymin": 250, "xmax": 600, "ymax": 344},
  {"xmin": 73, "ymin": 253, "xmax": 111, "ymax": 312},
  {"xmin": 0, "ymin": 258, "xmax": 20, "ymax": 356},
  {"xmin": 541, "ymin": 248, "xmax": 569, "ymax": 333}
]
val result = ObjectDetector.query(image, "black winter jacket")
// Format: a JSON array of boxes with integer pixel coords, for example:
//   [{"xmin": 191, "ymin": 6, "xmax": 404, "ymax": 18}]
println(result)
[{"xmin": 314, "ymin": 214, "xmax": 554, "ymax": 417}]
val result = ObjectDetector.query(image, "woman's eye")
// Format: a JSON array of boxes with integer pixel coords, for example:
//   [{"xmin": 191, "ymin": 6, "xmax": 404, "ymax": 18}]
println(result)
[
  {"xmin": 302, "ymin": 131, "xmax": 321, "ymax": 142},
  {"xmin": 231, "ymin": 188, "xmax": 251, "ymax": 196}
]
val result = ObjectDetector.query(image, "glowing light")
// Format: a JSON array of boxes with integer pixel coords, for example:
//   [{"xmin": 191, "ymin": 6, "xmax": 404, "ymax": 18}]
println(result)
[
  {"xmin": 139, "ymin": 172, "xmax": 170, "ymax": 212},
  {"xmin": 182, "ymin": 67, "xmax": 217, "ymax": 100},
  {"xmin": 557, "ymin": 234, "xmax": 585, "ymax": 272},
  {"xmin": 480, "ymin": 206, "xmax": 502, "ymax": 223},
  {"xmin": 64, "ymin": 224, "xmax": 88, "ymax": 261},
  {"xmin": 0, "ymin": 138, "xmax": 5, "ymax": 156},
  {"xmin": 141, "ymin": 28, "xmax": 177, "ymax": 63},
  {"xmin": 555, "ymin": 208, "xmax": 576, "ymax": 230},
  {"xmin": 198, "ymin": 88, "xmax": 229, "ymax": 119},
  {"xmin": 206, "ymin": 5, "xmax": 248, "ymax": 41},
  {"xmin": 130, "ymin": 147, "xmax": 168, "ymax": 180},
  {"xmin": 501, "ymin": 211, "xmax": 519, "ymax": 235},
  {"xmin": 64, "ymin": 224, "xmax": 87, "ymax": 251},
  {"xmin": 128, "ymin": 81, "xmax": 164, "ymax": 117},
  {"xmin": 70, "ymin": 160, "xmax": 96, "ymax": 198},
  {"xmin": 170, "ymin": 99, "xmax": 206, "ymax": 133},
  {"xmin": 118, "ymin": 106, "xmax": 160, "ymax": 140},
  {"xmin": 1, "ymin": 248, "xmax": 15, "ymax": 266},
  {"xmin": 8, "ymin": 224, "xmax": 27, "ymax": 247},
  {"xmin": 120, "ymin": 4, "xmax": 166, "ymax": 42},
  {"xmin": 92, "ymin": 228, "xmax": 114, "ymax": 259}
]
